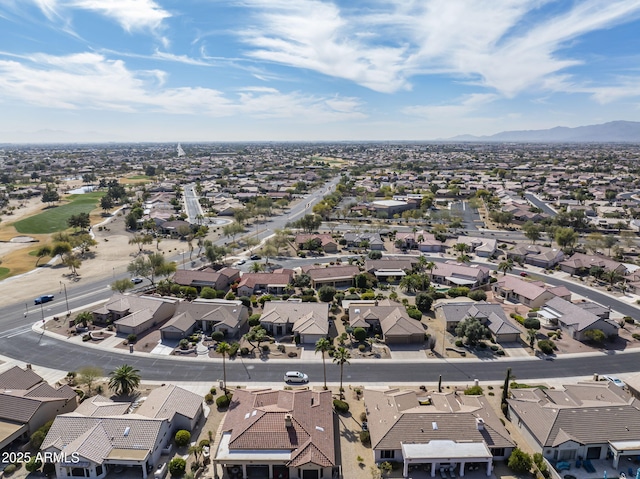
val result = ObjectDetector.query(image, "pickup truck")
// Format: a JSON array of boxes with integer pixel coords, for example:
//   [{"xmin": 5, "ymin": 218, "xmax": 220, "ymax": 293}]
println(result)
[{"xmin": 34, "ymin": 294, "xmax": 54, "ymax": 305}]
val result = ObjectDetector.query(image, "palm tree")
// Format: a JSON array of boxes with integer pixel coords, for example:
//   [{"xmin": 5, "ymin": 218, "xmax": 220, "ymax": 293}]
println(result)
[
  {"xmin": 527, "ymin": 329, "xmax": 537, "ymax": 349},
  {"xmin": 216, "ymin": 342, "xmax": 231, "ymax": 393},
  {"xmin": 604, "ymin": 269, "xmax": 622, "ymax": 286},
  {"xmin": 315, "ymin": 338, "xmax": 332, "ymax": 390},
  {"xmin": 108, "ymin": 364, "xmax": 141, "ymax": 396},
  {"xmin": 333, "ymin": 347, "xmax": 351, "ymax": 400},
  {"xmin": 498, "ymin": 259, "xmax": 514, "ymax": 276},
  {"xmin": 74, "ymin": 311, "xmax": 93, "ymax": 328}
]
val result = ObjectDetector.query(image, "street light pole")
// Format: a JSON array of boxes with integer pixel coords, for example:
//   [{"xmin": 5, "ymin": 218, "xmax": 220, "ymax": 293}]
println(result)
[{"xmin": 60, "ymin": 281, "xmax": 70, "ymax": 316}]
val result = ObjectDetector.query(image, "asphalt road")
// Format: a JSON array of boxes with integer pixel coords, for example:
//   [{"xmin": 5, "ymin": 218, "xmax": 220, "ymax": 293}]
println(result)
[{"xmin": 524, "ymin": 192, "xmax": 557, "ymax": 217}]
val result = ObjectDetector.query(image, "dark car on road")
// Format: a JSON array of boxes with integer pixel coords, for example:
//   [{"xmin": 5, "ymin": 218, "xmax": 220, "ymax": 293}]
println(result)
[
  {"xmin": 34, "ymin": 295, "xmax": 54, "ymax": 305},
  {"xmin": 250, "ymin": 254, "xmax": 261, "ymax": 260}
]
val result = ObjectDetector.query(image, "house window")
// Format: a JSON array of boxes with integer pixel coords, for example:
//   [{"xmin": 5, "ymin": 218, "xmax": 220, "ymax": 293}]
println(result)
[
  {"xmin": 96, "ymin": 465, "xmax": 103, "ymax": 476},
  {"xmin": 492, "ymin": 448, "xmax": 505, "ymax": 457},
  {"xmin": 381, "ymin": 450, "xmax": 395, "ymax": 459}
]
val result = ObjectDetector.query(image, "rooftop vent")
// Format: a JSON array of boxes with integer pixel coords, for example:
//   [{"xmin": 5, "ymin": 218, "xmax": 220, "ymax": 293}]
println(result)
[
  {"xmin": 285, "ymin": 414, "xmax": 293, "ymax": 428},
  {"xmin": 432, "ymin": 422, "xmax": 438, "ymax": 430},
  {"xmin": 124, "ymin": 427, "xmax": 130, "ymax": 437},
  {"xmin": 476, "ymin": 418, "xmax": 484, "ymax": 431}
]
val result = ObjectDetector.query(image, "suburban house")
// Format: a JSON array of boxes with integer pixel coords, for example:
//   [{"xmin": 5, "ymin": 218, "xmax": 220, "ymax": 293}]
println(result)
[
  {"xmin": 453, "ymin": 236, "xmax": 497, "ymax": 257},
  {"xmin": 342, "ymin": 232, "xmax": 385, "ymax": 250},
  {"xmin": 536, "ymin": 297, "xmax": 619, "ymax": 341},
  {"xmin": 396, "ymin": 230, "xmax": 443, "ymax": 253},
  {"xmin": 260, "ymin": 301, "xmax": 329, "ymax": 343},
  {"xmin": 304, "ymin": 265, "xmax": 360, "ymax": 289},
  {"xmin": 295, "ymin": 233, "xmax": 338, "ymax": 253},
  {"xmin": 160, "ymin": 299, "xmax": 248, "ymax": 340},
  {"xmin": 492, "ymin": 276, "xmax": 571, "ymax": 309},
  {"xmin": 559, "ymin": 253, "xmax": 628, "ymax": 276},
  {"xmin": 91, "ymin": 294, "xmax": 178, "ymax": 336},
  {"xmin": 507, "ymin": 244, "xmax": 565, "ymax": 269},
  {"xmin": 158, "ymin": 219, "xmax": 192, "ymax": 236},
  {"xmin": 372, "ymin": 199, "xmax": 415, "ymax": 217},
  {"xmin": 348, "ymin": 302, "xmax": 426, "ymax": 344},
  {"xmin": 508, "ymin": 382, "xmax": 640, "ymax": 468},
  {"xmin": 172, "ymin": 267, "xmax": 240, "ymax": 292},
  {"xmin": 364, "ymin": 389, "xmax": 514, "ymax": 478},
  {"xmin": 41, "ymin": 385, "xmax": 204, "ymax": 479},
  {"xmin": 364, "ymin": 258, "xmax": 416, "ymax": 282},
  {"xmin": 434, "ymin": 301, "xmax": 521, "ymax": 343},
  {"xmin": 0, "ymin": 365, "xmax": 78, "ymax": 450},
  {"xmin": 236, "ymin": 270, "xmax": 294, "ymax": 297},
  {"xmin": 428, "ymin": 262, "xmax": 491, "ymax": 289},
  {"xmin": 213, "ymin": 388, "xmax": 336, "ymax": 479}
]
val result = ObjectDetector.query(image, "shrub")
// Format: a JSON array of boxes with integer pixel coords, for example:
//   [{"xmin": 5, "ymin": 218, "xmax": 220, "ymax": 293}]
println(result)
[
  {"xmin": 633, "ymin": 333, "xmax": 640, "ymax": 340},
  {"xmin": 199, "ymin": 439, "xmax": 210, "ymax": 447},
  {"xmin": 464, "ymin": 385, "xmax": 484, "ymax": 395},
  {"xmin": 368, "ymin": 250, "xmax": 382, "ymax": 259},
  {"xmin": 288, "ymin": 351, "xmax": 297, "ymax": 357},
  {"xmin": 496, "ymin": 350, "xmax": 505, "ymax": 356},
  {"xmin": 204, "ymin": 393, "xmax": 214, "ymax": 404},
  {"xmin": 228, "ymin": 342, "xmax": 240, "ymax": 357},
  {"xmin": 406, "ymin": 307, "xmax": 423, "ymax": 320},
  {"xmin": 448, "ymin": 286, "xmax": 470, "ymax": 298},
  {"xmin": 508, "ymin": 448, "xmax": 533, "ymax": 474},
  {"xmin": 358, "ymin": 344, "xmax": 366, "ymax": 352},
  {"xmin": 82, "ymin": 334, "xmax": 90, "ymax": 342},
  {"xmin": 4, "ymin": 464, "xmax": 17, "ymax": 475},
  {"xmin": 200, "ymin": 287, "xmax": 217, "ymax": 299},
  {"xmin": 216, "ymin": 393, "xmax": 232, "ymax": 408},
  {"xmin": 25, "ymin": 457, "xmax": 43, "ymax": 473},
  {"xmin": 179, "ymin": 338, "xmax": 190, "ymax": 350},
  {"xmin": 210, "ymin": 386, "xmax": 217, "ymax": 395},
  {"xmin": 523, "ymin": 317, "xmax": 541, "ymax": 330},
  {"xmin": 174, "ymin": 430, "xmax": 191, "ymax": 447},
  {"xmin": 248, "ymin": 314, "xmax": 261, "ymax": 327},
  {"xmin": 238, "ymin": 296, "xmax": 251, "ymax": 308},
  {"xmin": 360, "ymin": 411, "xmax": 368, "ymax": 422},
  {"xmin": 210, "ymin": 331, "xmax": 224, "ymax": 342},
  {"xmin": 168, "ymin": 457, "xmax": 186, "ymax": 477},
  {"xmin": 277, "ymin": 344, "xmax": 286, "ymax": 352},
  {"xmin": 359, "ymin": 430, "xmax": 371, "ymax": 446},
  {"xmin": 318, "ymin": 285, "xmax": 337, "ymax": 302},
  {"xmin": 127, "ymin": 333, "xmax": 137, "ymax": 344},
  {"xmin": 538, "ymin": 339, "xmax": 555, "ymax": 355},
  {"xmin": 333, "ymin": 399, "xmax": 350, "ymax": 413},
  {"xmin": 240, "ymin": 347, "xmax": 249, "ymax": 356},
  {"xmin": 477, "ymin": 342, "xmax": 487, "ymax": 349},
  {"xmin": 360, "ymin": 292, "xmax": 376, "ymax": 300},
  {"xmin": 512, "ymin": 315, "xmax": 525, "ymax": 325},
  {"xmin": 29, "ymin": 430, "xmax": 46, "ymax": 449},
  {"xmin": 455, "ymin": 339, "xmax": 464, "ymax": 347},
  {"xmin": 490, "ymin": 345, "xmax": 499, "ymax": 351},
  {"xmin": 468, "ymin": 290, "xmax": 487, "ymax": 301},
  {"xmin": 353, "ymin": 327, "xmax": 367, "ymax": 342},
  {"xmin": 584, "ymin": 328, "xmax": 606, "ymax": 343},
  {"xmin": 262, "ymin": 344, "xmax": 270, "ymax": 352}
]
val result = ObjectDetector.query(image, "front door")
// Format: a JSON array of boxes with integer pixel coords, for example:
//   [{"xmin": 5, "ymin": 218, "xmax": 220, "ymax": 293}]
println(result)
[{"xmin": 586, "ymin": 446, "xmax": 601, "ymax": 460}]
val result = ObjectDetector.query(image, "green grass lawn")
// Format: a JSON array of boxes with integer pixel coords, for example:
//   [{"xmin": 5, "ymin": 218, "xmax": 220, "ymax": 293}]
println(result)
[
  {"xmin": 13, "ymin": 192, "xmax": 104, "ymax": 234},
  {"xmin": 0, "ymin": 267, "xmax": 10, "ymax": 280}
]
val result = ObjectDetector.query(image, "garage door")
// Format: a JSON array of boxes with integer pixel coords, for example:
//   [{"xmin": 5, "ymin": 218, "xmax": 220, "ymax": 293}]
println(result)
[
  {"xmin": 247, "ymin": 465, "xmax": 269, "ymax": 478},
  {"xmin": 302, "ymin": 470, "xmax": 319, "ymax": 479}
]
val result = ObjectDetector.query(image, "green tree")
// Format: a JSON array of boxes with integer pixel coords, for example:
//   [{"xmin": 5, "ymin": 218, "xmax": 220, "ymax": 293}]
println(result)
[
  {"xmin": 77, "ymin": 366, "xmax": 103, "ymax": 395},
  {"xmin": 35, "ymin": 245, "xmax": 52, "ymax": 266},
  {"xmin": 41, "ymin": 184, "xmax": 60, "ymax": 206},
  {"xmin": 527, "ymin": 329, "xmax": 537, "ymax": 349},
  {"xmin": 317, "ymin": 285, "xmax": 337, "ymax": 302},
  {"xmin": 584, "ymin": 328, "xmax": 607, "ymax": 343},
  {"xmin": 555, "ymin": 227, "xmax": 578, "ymax": 249},
  {"xmin": 168, "ymin": 457, "xmax": 186, "ymax": 477},
  {"xmin": 498, "ymin": 259, "xmax": 514, "ymax": 276},
  {"xmin": 100, "ymin": 195, "xmax": 114, "ymax": 213},
  {"xmin": 415, "ymin": 292, "xmax": 433, "ymax": 313},
  {"xmin": 108, "ymin": 364, "xmax": 141, "ymax": 396},
  {"xmin": 522, "ymin": 221, "xmax": 543, "ymax": 244},
  {"xmin": 75, "ymin": 311, "xmax": 93, "ymax": 328},
  {"xmin": 111, "ymin": 278, "xmax": 134, "ymax": 293},
  {"xmin": 216, "ymin": 341, "xmax": 231, "ymax": 392},
  {"xmin": 508, "ymin": 448, "xmax": 533, "ymax": 474},
  {"xmin": 333, "ymin": 347, "xmax": 351, "ymax": 400},
  {"xmin": 315, "ymin": 338, "xmax": 332, "ymax": 390},
  {"xmin": 454, "ymin": 317, "xmax": 488, "ymax": 346}
]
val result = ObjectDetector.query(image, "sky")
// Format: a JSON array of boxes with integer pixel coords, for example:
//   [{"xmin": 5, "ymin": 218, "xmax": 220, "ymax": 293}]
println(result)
[{"xmin": 1, "ymin": 0, "xmax": 640, "ymax": 143}]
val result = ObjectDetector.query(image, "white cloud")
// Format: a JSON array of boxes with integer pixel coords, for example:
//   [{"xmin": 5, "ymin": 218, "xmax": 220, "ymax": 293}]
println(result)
[
  {"xmin": 403, "ymin": 93, "xmax": 499, "ymax": 119},
  {"xmin": 19, "ymin": 0, "xmax": 170, "ymax": 32},
  {"xmin": 0, "ymin": 52, "xmax": 365, "ymax": 121},
  {"xmin": 236, "ymin": 0, "xmax": 640, "ymax": 99}
]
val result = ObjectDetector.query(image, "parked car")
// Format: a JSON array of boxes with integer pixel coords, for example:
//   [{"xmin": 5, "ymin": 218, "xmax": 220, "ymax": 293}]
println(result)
[
  {"xmin": 250, "ymin": 254, "xmax": 261, "ymax": 260},
  {"xmin": 284, "ymin": 371, "xmax": 309, "ymax": 383},
  {"xmin": 234, "ymin": 259, "xmax": 246, "ymax": 266},
  {"xmin": 603, "ymin": 375, "xmax": 625, "ymax": 387},
  {"xmin": 520, "ymin": 272, "xmax": 528, "ymax": 277},
  {"xmin": 34, "ymin": 294, "xmax": 54, "ymax": 305}
]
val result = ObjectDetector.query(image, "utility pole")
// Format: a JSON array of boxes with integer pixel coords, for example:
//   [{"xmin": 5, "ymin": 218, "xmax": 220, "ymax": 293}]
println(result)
[{"xmin": 60, "ymin": 281, "xmax": 70, "ymax": 316}]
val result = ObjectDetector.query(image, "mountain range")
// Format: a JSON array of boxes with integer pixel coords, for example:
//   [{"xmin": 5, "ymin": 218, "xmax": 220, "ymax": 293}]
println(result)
[{"xmin": 447, "ymin": 120, "xmax": 640, "ymax": 143}]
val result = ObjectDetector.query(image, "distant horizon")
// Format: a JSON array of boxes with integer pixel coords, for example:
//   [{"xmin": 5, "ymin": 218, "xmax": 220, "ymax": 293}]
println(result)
[{"xmin": 2, "ymin": 0, "xmax": 640, "ymax": 143}]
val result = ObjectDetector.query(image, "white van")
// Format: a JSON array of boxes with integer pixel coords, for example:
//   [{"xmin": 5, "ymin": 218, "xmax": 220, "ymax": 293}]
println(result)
[{"xmin": 284, "ymin": 371, "xmax": 309, "ymax": 383}]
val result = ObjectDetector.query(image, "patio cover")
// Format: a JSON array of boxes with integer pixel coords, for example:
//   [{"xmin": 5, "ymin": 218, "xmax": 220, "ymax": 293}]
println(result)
[
  {"xmin": 402, "ymin": 440, "xmax": 492, "ymax": 461},
  {"xmin": 445, "ymin": 277, "xmax": 477, "ymax": 286}
]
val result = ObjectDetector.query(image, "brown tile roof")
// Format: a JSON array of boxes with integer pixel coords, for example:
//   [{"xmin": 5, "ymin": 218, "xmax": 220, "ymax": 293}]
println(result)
[
  {"xmin": 0, "ymin": 366, "xmax": 43, "ymax": 390},
  {"xmin": 222, "ymin": 389, "xmax": 335, "ymax": 468},
  {"xmin": 74, "ymin": 396, "xmax": 130, "ymax": 417},
  {"xmin": 306, "ymin": 265, "xmax": 360, "ymax": 281},
  {"xmin": 42, "ymin": 414, "xmax": 165, "ymax": 465},
  {"xmin": 508, "ymin": 382, "xmax": 640, "ymax": 447},
  {"xmin": 136, "ymin": 384, "xmax": 202, "ymax": 421},
  {"xmin": 364, "ymin": 389, "xmax": 513, "ymax": 451}
]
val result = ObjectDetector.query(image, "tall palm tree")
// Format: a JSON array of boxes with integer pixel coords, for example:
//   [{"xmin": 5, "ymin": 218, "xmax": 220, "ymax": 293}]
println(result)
[
  {"xmin": 108, "ymin": 364, "xmax": 141, "ymax": 396},
  {"xmin": 333, "ymin": 347, "xmax": 351, "ymax": 400},
  {"xmin": 425, "ymin": 261, "xmax": 437, "ymax": 276},
  {"xmin": 498, "ymin": 259, "xmax": 514, "ymax": 276},
  {"xmin": 527, "ymin": 329, "xmax": 537, "ymax": 350},
  {"xmin": 216, "ymin": 342, "xmax": 231, "ymax": 393},
  {"xmin": 315, "ymin": 338, "xmax": 332, "ymax": 390}
]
